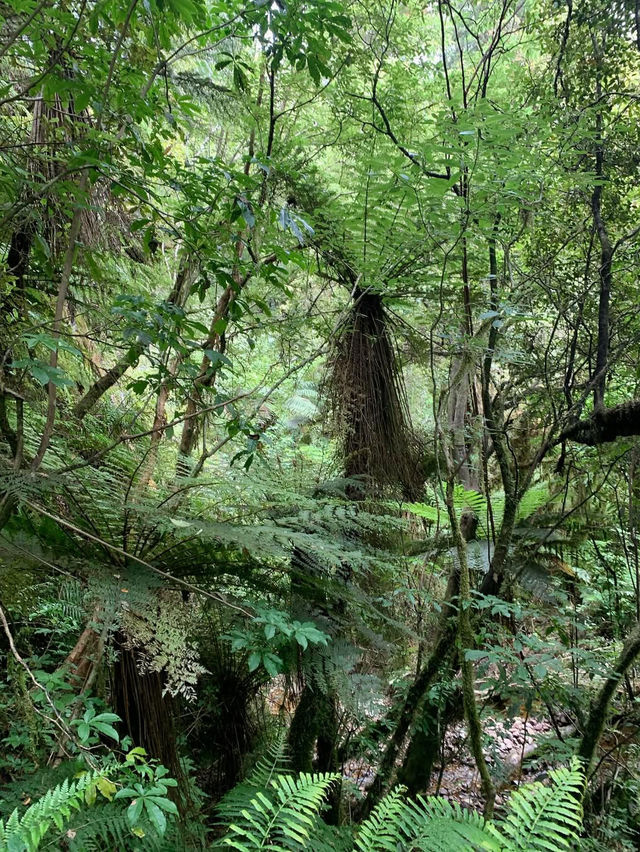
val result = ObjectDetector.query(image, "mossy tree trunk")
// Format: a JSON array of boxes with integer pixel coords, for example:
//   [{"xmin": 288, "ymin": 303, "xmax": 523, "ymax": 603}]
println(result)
[{"xmin": 578, "ymin": 621, "xmax": 640, "ymax": 773}]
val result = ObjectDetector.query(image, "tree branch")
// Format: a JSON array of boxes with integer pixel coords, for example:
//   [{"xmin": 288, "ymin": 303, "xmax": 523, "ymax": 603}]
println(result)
[{"xmin": 559, "ymin": 400, "xmax": 640, "ymax": 446}]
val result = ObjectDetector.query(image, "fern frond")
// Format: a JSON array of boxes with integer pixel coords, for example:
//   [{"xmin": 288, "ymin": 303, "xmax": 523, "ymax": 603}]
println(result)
[
  {"xmin": 355, "ymin": 788, "xmax": 496, "ymax": 852},
  {"xmin": 0, "ymin": 770, "xmax": 105, "ymax": 852},
  {"xmin": 215, "ymin": 772, "xmax": 339, "ymax": 850},
  {"xmin": 488, "ymin": 758, "xmax": 584, "ymax": 851},
  {"xmin": 248, "ymin": 730, "xmax": 290, "ymax": 789},
  {"xmin": 59, "ymin": 801, "xmax": 200, "ymax": 852},
  {"xmin": 354, "ymin": 786, "xmax": 408, "ymax": 851},
  {"xmin": 407, "ymin": 796, "xmax": 497, "ymax": 851},
  {"xmin": 354, "ymin": 770, "xmax": 583, "ymax": 852},
  {"xmin": 215, "ymin": 729, "xmax": 291, "ymax": 828},
  {"xmin": 405, "ymin": 481, "xmax": 553, "ymax": 536}
]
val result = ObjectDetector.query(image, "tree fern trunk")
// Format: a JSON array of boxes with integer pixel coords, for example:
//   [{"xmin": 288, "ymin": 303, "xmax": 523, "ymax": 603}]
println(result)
[{"xmin": 113, "ymin": 640, "xmax": 187, "ymax": 805}]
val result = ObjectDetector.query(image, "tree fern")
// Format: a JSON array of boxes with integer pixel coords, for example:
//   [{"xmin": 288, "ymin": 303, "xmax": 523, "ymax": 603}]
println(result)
[
  {"xmin": 404, "ymin": 482, "xmax": 552, "ymax": 537},
  {"xmin": 214, "ymin": 772, "xmax": 339, "ymax": 850},
  {"xmin": 0, "ymin": 770, "xmax": 105, "ymax": 852}
]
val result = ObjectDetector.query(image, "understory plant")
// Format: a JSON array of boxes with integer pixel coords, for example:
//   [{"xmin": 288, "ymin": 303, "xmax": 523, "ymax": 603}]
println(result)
[{"xmin": 214, "ymin": 756, "xmax": 584, "ymax": 851}]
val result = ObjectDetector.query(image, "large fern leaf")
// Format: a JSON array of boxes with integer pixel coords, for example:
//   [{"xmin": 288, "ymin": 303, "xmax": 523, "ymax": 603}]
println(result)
[
  {"xmin": 354, "ymin": 787, "xmax": 408, "ymax": 851},
  {"xmin": 487, "ymin": 759, "xmax": 584, "ymax": 851},
  {"xmin": 215, "ymin": 730, "xmax": 291, "ymax": 828},
  {"xmin": 214, "ymin": 772, "xmax": 339, "ymax": 850},
  {"xmin": 354, "ymin": 761, "xmax": 584, "ymax": 852},
  {"xmin": 59, "ymin": 801, "xmax": 201, "ymax": 852},
  {"xmin": 355, "ymin": 788, "xmax": 496, "ymax": 852},
  {"xmin": 407, "ymin": 796, "xmax": 497, "ymax": 851},
  {"xmin": 0, "ymin": 770, "xmax": 104, "ymax": 852}
]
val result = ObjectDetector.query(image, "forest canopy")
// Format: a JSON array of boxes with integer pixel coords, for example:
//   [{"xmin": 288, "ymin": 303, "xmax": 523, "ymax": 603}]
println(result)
[{"xmin": 1, "ymin": 0, "xmax": 640, "ymax": 848}]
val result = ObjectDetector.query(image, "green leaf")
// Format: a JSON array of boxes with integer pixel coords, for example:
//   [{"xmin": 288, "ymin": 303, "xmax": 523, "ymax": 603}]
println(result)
[
  {"xmin": 127, "ymin": 797, "xmax": 144, "ymax": 825},
  {"xmin": 30, "ymin": 365, "xmax": 50, "ymax": 385},
  {"xmin": 464, "ymin": 650, "xmax": 488, "ymax": 661},
  {"xmin": 145, "ymin": 799, "xmax": 167, "ymax": 835},
  {"xmin": 92, "ymin": 712, "xmax": 121, "ymax": 723},
  {"xmin": 126, "ymin": 747, "xmax": 147, "ymax": 763},
  {"xmin": 147, "ymin": 796, "xmax": 178, "ymax": 815},
  {"xmin": 262, "ymin": 653, "xmax": 282, "ymax": 678},
  {"xmin": 84, "ymin": 782, "xmax": 97, "ymax": 807},
  {"xmin": 92, "ymin": 722, "xmax": 120, "ymax": 741},
  {"xmin": 115, "ymin": 787, "xmax": 140, "ymax": 799}
]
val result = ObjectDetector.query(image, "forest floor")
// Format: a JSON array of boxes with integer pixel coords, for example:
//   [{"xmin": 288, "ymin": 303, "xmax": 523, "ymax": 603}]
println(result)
[
  {"xmin": 267, "ymin": 681, "xmax": 558, "ymax": 810},
  {"xmin": 342, "ymin": 715, "xmax": 554, "ymax": 809}
]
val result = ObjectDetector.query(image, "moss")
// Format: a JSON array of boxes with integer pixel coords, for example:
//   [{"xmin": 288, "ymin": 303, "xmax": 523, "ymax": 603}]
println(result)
[{"xmin": 397, "ymin": 707, "xmax": 440, "ymax": 795}]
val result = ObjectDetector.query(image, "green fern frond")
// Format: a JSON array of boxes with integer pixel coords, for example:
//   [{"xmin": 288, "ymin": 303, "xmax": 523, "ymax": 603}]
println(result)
[
  {"xmin": 488, "ymin": 758, "xmax": 584, "ymax": 851},
  {"xmin": 354, "ymin": 761, "xmax": 584, "ymax": 852},
  {"xmin": 354, "ymin": 786, "xmax": 408, "ymax": 851},
  {"xmin": 0, "ymin": 770, "xmax": 106, "ymax": 852},
  {"xmin": 407, "ymin": 796, "xmax": 497, "ymax": 851},
  {"xmin": 248, "ymin": 731, "xmax": 291, "ymax": 789},
  {"xmin": 355, "ymin": 788, "xmax": 495, "ymax": 852},
  {"xmin": 404, "ymin": 481, "xmax": 553, "ymax": 537},
  {"xmin": 215, "ymin": 772, "xmax": 339, "ymax": 850},
  {"xmin": 215, "ymin": 729, "xmax": 291, "ymax": 828},
  {"xmin": 58, "ymin": 801, "xmax": 201, "ymax": 852},
  {"xmin": 57, "ymin": 804, "xmax": 137, "ymax": 851}
]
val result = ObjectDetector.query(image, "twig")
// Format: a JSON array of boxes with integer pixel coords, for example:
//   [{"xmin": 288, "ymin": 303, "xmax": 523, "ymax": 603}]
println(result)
[{"xmin": 0, "ymin": 601, "xmax": 97, "ymax": 765}]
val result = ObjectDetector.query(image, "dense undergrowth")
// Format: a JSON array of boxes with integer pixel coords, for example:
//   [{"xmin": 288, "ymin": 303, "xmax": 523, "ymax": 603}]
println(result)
[{"xmin": 2, "ymin": 0, "xmax": 640, "ymax": 848}]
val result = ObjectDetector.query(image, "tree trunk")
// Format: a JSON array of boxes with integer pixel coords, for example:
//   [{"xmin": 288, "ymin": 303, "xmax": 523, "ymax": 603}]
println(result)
[
  {"xmin": 73, "ymin": 344, "xmax": 144, "ymax": 420},
  {"xmin": 62, "ymin": 615, "xmax": 104, "ymax": 692},
  {"xmin": 113, "ymin": 640, "xmax": 186, "ymax": 802},
  {"xmin": 73, "ymin": 258, "xmax": 194, "ymax": 420},
  {"xmin": 578, "ymin": 621, "xmax": 640, "ymax": 773},
  {"xmin": 360, "ymin": 569, "xmax": 459, "ymax": 816},
  {"xmin": 591, "ymin": 111, "xmax": 612, "ymax": 412},
  {"xmin": 177, "ymin": 281, "xmax": 238, "ymax": 465}
]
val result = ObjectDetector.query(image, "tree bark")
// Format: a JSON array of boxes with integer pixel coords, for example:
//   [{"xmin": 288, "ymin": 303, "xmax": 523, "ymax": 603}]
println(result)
[
  {"xmin": 446, "ymin": 479, "xmax": 495, "ymax": 817},
  {"xmin": 113, "ymin": 640, "xmax": 187, "ymax": 805},
  {"xmin": 360, "ymin": 567, "xmax": 459, "ymax": 817},
  {"xmin": 73, "ymin": 343, "xmax": 144, "ymax": 420},
  {"xmin": 177, "ymin": 280, "xmax": 240, "ymax": 464},
  {"xmin": 591, "ymin": 114, "xmax": 612, "ymax": 412}
]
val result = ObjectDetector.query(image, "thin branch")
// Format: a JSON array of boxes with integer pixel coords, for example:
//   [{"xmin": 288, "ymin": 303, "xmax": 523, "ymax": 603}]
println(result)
[{"xmin": 23, "ymin": 501, "xmax": 254, "ymax": 616}]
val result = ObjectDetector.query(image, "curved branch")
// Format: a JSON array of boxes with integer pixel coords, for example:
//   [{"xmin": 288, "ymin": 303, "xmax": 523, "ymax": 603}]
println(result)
[{"xmin": 560, "ymin": 400, "xmax": 640, "ymax": 446}]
